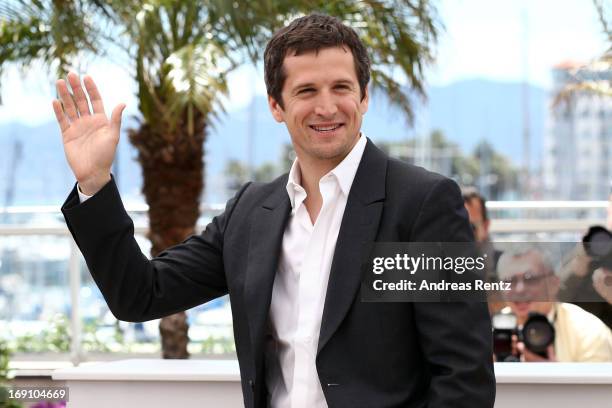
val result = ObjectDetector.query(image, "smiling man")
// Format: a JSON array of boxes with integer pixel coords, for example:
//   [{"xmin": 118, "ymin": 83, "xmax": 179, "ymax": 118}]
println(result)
[{"xmin": 56, "ymin": 13, "xmax": 495, "ymax": 408}]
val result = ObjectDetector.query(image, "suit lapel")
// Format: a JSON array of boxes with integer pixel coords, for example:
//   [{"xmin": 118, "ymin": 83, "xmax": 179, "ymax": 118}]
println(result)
[
  {"xmin": 318, "ymin": 140, "xmax": 387, "ymax": 354},
  {"xmin": 244, "ymin": 180, "xmax": 291, "ymax": 366}
]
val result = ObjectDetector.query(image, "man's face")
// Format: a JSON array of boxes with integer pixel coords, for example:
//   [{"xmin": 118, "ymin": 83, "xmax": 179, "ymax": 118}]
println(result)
[
  {"xmin": 464, "ymin": 198, "xmax": 490, "ymax": 243},
  {"xmin": 268, "ymin": 46, "xmax": 368, "ymax": 172},
  {"xmin": 499, "ymin": 251, "xmax": 559, "ymax": 325}
]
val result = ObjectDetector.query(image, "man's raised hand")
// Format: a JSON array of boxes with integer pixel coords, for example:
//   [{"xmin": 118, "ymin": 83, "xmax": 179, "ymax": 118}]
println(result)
[{"xmin": 52, "ymin": 72, "xmax": 125, "ymax": 195}]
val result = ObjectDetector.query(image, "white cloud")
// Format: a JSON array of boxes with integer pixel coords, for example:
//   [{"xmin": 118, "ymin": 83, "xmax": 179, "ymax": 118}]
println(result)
[
  {"xmin": 0, "ymin": 67, "xmax": 56, "ymax": 126},
  {"xmin": 221, "ymin": 63, "xmax": 267, "ymax": 112},
  {"xmin": 428, "ymin": 0, "xmax": 607, "ymax": 88},
  {"xmin": 0, "ymin": 61, "xmax": 137, "ymax": 126}
]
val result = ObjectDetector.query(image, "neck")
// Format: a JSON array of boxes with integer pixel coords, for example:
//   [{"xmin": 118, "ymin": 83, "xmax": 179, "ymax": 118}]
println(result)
[
  {"xmin": 296, "ymin": 133, "xmax": 361, "ymax": 195},
  {"xmin": 517, "ymin": 302, "xmax": 554, "ymax": 326},
  {"xmin": 297, "ymin": 158, "xmax": 338, "ymax": 224},
  {"xmin": 298, "ymin": 159, "xmax": 337, "ymax": 196}
]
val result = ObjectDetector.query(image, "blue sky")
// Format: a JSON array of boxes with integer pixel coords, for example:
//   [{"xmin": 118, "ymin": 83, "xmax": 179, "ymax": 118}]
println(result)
[{"xmin": 0, "ymin": 0, "xmax": 608, "ymax": 126}]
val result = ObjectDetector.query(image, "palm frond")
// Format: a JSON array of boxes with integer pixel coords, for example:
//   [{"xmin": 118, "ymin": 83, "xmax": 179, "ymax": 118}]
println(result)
[
  {"xmin": 0, "ymin": 0, "xmax": 119, "ymax": 102},
  {"xmin": 552, "ymin": 50, "xmax": 612, "ymax": 107},
  {"xmin": 553, "ymin": 81, "xmax": 612, "ymax": 107},
  {"xmin": 163, "ymin": 42, "xmax": 232, "ymax": 136}
]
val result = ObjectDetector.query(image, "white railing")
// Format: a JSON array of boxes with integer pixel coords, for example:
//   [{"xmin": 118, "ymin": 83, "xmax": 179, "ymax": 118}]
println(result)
[
  {"xmin": 485, "ymin": 200, "xmax": 608, "ymax": 234},
  {"xmin": 486, "ymin": 200, "xmax": 608, "ymax": 209},
  {"xmin": 0, "ymin": 204, "xmax": 225, "ymax": 365}
]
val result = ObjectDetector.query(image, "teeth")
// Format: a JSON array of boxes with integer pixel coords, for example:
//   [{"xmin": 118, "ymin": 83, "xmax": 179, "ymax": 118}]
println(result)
[{"xmin": 312, "ymin": 124, "xmax": 341, "ymax": 132}]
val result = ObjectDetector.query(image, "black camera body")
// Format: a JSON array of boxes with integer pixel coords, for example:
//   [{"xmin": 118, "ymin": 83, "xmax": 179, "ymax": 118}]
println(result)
[
  {"xmin": 492, "ymin": 312, "xmax": 555, "ymax": 361},
  {"xmin": 492, "ymin": 313, "xmax": 519, "ymax": 362},
  {"xmin": 583, "ymin": 226, "xmax": 612, "ymax": 270}
]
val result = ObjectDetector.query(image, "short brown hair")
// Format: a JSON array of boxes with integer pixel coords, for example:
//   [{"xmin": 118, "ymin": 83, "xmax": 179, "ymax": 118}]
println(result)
[{"xmin": 264, "ymin": 13, "xmax": 370, "ymax": 108}]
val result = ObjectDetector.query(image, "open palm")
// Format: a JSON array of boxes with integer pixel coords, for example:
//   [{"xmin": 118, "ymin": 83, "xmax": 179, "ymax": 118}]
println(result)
[{"xmin": 52, "ymin": 72, "xmax": 125, "ymax": 194}]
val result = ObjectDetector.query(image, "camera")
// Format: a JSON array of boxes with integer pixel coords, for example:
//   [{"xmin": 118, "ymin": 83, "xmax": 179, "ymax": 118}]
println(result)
[
  {"xmin": 522, "ymin": 313, "xmax": 556, "ymax": 358},
  {"xmin": 492, "ymin": 313, "xmax": 519, "ymax": 362},
  {"xmin": 582, "ymin": 226, "xmax": 612, "ymax": 270},
  {"xmin": 492, "ymin": 312, "xmax": 555, "ymax": 361}
]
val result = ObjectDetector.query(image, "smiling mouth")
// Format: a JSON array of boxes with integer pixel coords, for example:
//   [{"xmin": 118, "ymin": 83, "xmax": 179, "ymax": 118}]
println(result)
[{"xmin": 309, "ymin": 124, "xmax": 343, "ymax": 132}]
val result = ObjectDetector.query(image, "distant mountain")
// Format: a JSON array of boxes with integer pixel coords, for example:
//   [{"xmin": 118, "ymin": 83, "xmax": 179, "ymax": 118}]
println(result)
[
  {"xmin": 425, "ymin": 79, "xmax": 546, "ymax": 164},
  {"xmin": 0, "ymin": 79, "xmax": 548, "ymax": 206}
]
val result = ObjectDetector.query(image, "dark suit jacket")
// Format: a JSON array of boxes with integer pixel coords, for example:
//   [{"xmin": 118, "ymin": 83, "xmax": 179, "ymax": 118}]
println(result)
[{"xmin": 62, "ymin": 139, "xmax": 495, "ymax": 408}]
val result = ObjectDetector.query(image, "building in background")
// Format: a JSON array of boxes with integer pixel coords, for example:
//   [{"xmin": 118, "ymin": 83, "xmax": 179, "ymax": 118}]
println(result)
[{"xmin": 544, "ymin": 61, "xmax": 612, "ymax": 200}]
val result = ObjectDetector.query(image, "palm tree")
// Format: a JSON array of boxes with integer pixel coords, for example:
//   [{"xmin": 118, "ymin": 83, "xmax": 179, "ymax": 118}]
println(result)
[{"xmin": 1, "ymin": 0, "xmax": 439, "ymax": 358}]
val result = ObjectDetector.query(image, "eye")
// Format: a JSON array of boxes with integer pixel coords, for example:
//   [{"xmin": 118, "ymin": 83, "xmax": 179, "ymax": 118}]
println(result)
[
  {"xmin": 334, "ymin": 84, "xmax": 350, "ymax": 90},
  {"xmin": 297, "ymin": 88, "xmax": 315, "ymax": 95}
]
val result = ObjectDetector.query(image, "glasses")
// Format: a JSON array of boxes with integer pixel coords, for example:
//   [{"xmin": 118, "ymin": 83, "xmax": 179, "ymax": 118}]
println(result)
[{"xmin": 503, "ymin": 272, "xmax": 555, "ymax": 287}]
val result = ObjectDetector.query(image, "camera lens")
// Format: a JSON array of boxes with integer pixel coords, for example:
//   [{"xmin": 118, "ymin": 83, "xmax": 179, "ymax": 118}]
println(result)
[
  {"xmin": 583, "ymin": 226, "xmax": 612, "ymax": 258},
  {"xmin": 522, "ymin": 313, "xmax": 555, "ymax": 354}
]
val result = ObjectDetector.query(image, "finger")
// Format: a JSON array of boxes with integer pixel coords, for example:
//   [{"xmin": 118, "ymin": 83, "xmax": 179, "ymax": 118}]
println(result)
[
  {"xmin": 67, "ymin": 72, "xmax": 91, "ymax": 117},
  {"xmin": 516, "ymin": 340, "xmax": 525, "ymax": 355},
  {"xmin": 56, "ymin": 79, "xmax": 78, "ymax": 121},
  {"xmin": 52, "ymin": 99, "xmax": 70, "ymax": 133},
  {"xmin": 547, "ymin": 345, "xmax": 556, "ymax": 361},
  {"xmin": 522, "ymin": 348, "xmax": 545, "ymax": 362},
  {"xmin": 511, "ymin": 335, "xmax": 519, "ymax": 356},
  {"xmin": 83, "ymin": 75, "xmax": 106, "ymax": 115},
  {"xmin": 110, "ymin": 104, "xmax": 126, "ymax": 137}
]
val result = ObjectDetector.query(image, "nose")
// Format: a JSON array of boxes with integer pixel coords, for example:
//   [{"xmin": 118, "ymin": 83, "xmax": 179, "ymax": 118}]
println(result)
[
  {"xmin": 313, "ymin": 91, "xmax": 338, "ymax": 117},
  {"xmin": 514, "ymin": 278, "xmax": 526, "ymax": 293}
]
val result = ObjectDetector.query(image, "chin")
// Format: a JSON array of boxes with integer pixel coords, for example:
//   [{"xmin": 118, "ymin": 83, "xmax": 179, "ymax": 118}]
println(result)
[
  {"xmin": 307, "ymin": 141, "xmax": 347, "ymax": 159},
  {"xmin": 511, "ymin": 301, "xmax": 532, "ymax": 316}
]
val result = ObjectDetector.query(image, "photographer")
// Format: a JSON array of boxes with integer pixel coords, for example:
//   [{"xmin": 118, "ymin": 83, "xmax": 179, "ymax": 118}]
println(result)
[
  {"xmin": 497, "ymin": 246, "xmax": 612, "ymax": 362},
  {"xmin": 462, "ymin": 188, "xmax": 504, "ymax": 315},
  {"xmin": 559, "ymin": 193, "xmax": 612, "ymax": 328},
  {"xmin": 559, "ymin": 244, "xmax": 612, "ymax": 327}
]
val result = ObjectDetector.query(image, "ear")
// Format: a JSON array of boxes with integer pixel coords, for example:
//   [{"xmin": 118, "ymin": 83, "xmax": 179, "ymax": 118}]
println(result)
[
  {"xmin": 268, "ymin": 95, "xmax": 284, "ymax": 123},
  {"xmin": 359, "ymin": 86, "xmax": 369, "ymax": 115}
]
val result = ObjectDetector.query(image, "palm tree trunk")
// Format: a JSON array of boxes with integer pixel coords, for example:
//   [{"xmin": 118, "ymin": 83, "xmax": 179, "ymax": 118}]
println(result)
[{"xmin": 128, "ymin": 116, "xmax": 206, "ymax": 359}]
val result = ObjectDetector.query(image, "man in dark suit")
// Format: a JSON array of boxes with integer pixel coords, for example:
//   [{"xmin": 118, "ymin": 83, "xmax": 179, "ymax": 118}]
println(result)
[{"xmin": 54, "ymin": 13, "xmax": 495, "ymax": 408}]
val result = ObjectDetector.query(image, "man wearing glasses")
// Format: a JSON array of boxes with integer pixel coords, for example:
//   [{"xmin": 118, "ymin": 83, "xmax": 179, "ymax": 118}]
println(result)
[{"xmin": 497, "ymin": 247, "xmax": 612, "ymax": 362}]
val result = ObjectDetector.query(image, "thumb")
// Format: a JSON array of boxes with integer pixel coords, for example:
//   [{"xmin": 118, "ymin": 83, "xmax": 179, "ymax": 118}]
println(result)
[{"xmin": 110, "ymin": 103, "xmax": 126, "ymax": 136}]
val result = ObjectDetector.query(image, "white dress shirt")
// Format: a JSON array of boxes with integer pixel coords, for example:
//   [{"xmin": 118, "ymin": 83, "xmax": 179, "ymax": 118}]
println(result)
[
  {"xmin": 265, "ymin": 135, "xmax": 367, "ymax": 408},
  {"xmin": 77, "ymin": 186, "xmax": 93, "ymax": 202},
  {"xmin": 78, "ymin": 135, "xmax": 368, "ymax": 408}
]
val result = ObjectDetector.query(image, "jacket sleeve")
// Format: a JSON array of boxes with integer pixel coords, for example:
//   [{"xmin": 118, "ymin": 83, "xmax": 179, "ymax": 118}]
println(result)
[
  {"xmin": 410, "ymin": 178, "xmax": 496, "ymax": 408},
  {"xmin": 61, "ymin": 176, "xmax": 249, "ymax": 322}
]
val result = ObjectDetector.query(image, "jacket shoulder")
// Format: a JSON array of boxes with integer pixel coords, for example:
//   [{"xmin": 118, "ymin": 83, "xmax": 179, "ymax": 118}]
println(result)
[
  {"xmin": 386, "ymin": 155, "xmax": 448, "ymax": 182},
  {"xmin": 236, "ymin": 173, "xmax": 288, "ymax": 205},
  {"xmin": 385, "ymin": 156, "xmax": 460, "ymax": 197}
]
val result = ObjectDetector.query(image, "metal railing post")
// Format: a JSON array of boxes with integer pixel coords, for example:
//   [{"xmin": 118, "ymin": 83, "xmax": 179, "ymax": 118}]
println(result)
[{"xmin": 68, "ymin": 238, "xmax": 82, "ymax": 365}]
